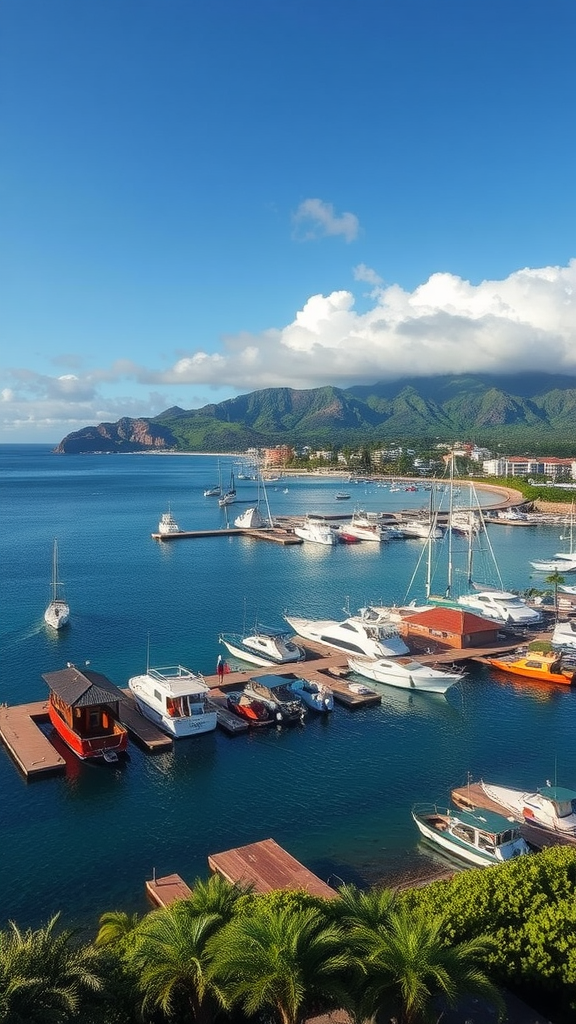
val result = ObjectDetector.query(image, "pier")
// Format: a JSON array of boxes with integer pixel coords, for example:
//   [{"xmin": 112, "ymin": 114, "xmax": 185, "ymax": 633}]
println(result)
[
  {"xmin": 208, "ymin": 838, "xmax": 338, "ymax": 898},
  {"xmin": 0, "ymin": 702, "xmax": 66, "ymax": 778},
  {"xmin": 118, "ymin": 690, "xmax": 174, "ymax": 751},
  {"xmin": 152, "ymin": 526, "xmax": 302, "ymax": 545},
  {"xmin": 145, "ymin": 872, "xmax": 193, "ymax": 907}
]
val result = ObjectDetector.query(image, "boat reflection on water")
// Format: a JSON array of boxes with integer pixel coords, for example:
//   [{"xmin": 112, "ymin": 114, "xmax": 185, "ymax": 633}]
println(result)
[{"xmin": 345, "ymin": 669, "xmax": 461, "ymax": 721}]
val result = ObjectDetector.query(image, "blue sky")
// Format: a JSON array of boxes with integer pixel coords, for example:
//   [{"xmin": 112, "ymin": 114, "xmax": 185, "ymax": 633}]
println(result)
[{"xmin": 1, "ymin": 0, "xmax": 575, "ymax": 442}]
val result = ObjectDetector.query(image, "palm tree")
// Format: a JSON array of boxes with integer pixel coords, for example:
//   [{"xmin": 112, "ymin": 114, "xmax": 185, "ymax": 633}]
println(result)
[
  {"xmin": 95, "ymin": 910, "xmax": 140, "ymax": 947},
  {"xmin": 208, "ymin": 903, "xmax": 352, "ymax": 1024},
  {"xmin": 545, "ymin": 570, "xmax": 565, "ymax": 622},
  {"xmin": 330, "ymin": 882, "xmax": 395, "ymax": 931},
  {"xmin": 128, "ymin": 876, "xmax": 250, "ymax": 1024},
  {"xmin": 350, "ymin": 904, "xmax": 503, "ymax": 1024},
  {"xmin": 0, "ymin": 914, "xmax": 104, "ymax": 1024}
]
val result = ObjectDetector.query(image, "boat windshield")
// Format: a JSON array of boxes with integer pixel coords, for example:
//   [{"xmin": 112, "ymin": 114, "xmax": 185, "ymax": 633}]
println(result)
[
  {"xmin": 166, "ymin": 694, "xmax": 206, "ymax": 718},
  {"xmin": 554, "ymin": 799, "xmax": 576, "ymax": 818}
]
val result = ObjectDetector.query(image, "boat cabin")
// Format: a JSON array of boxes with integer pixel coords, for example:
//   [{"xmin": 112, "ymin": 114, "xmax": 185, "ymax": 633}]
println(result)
[{"xmin": 43, "ymin": 666, "xmax": 128, "ymax": 760}]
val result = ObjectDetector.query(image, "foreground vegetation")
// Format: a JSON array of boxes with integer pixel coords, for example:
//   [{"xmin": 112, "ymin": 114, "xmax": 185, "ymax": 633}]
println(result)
[{"xmin": 2, "ymin": 847, "xmax": 576, "ymax": 1023}]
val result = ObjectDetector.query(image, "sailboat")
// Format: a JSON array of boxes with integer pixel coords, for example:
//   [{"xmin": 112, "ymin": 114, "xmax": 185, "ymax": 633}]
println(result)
[
  {"xmin": 218, "ymin": 468, "xmax": 237, "ymax": 506},
  {"xmin": 234, "ymin": 467, "xmax": 273, "ymax": 529},
  {"xmin": 44, "ymin": 539, "xmax": 70, "ymax": 630},
  {"xmin": 204, "ymin": 460, "xmax": 222, "ymax": 497}
]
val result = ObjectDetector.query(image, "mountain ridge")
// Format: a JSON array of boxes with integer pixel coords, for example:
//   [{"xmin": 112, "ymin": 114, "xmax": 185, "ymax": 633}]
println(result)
[{"xmin": 54, "ymin": 373, "xmax": 576, "ymax": 454}]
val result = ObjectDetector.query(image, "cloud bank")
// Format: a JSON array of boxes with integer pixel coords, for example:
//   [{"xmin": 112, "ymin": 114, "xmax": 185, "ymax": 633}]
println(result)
[{"xmin": 2, "ymin": 260, "xmax": 575, "ymax": 439}]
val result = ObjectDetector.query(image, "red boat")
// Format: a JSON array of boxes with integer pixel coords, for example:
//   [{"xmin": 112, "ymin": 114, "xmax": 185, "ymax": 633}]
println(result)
[
  {"xmin": 338, "ymin": 531, "xmax": 360, "ymax": 544},
  {"xmin": 43, "ymin": 666, "xmax": 128, "ymax": 761},
  {"xmin": 226, "ymin": 691, "xmax": 273, "ymax": 726}
]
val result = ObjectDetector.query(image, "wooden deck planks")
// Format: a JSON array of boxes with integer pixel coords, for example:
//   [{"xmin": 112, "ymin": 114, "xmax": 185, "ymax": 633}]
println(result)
[
  {"xmin": 208, "ymin": 838, "xmax": 338, "ymax": 899},
  {"xmin": 0, "ymin": 702, "xmax": 66, "ymax": 777},
  {"xmin": 118, "ymin": 690, "xmax": 174, "ymax": 751},
  {"xmin": 145, "ymin": 873, "xmax": 193, "ymax": 907}
]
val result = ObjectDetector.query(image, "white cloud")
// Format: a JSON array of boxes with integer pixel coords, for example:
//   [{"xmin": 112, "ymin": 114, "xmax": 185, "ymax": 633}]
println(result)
[
  {"xmin": 292, "ymin": 198, "xmax": 360, "ymax": 243},
  {"xmin": 2, "ymin": 259, "xmax": 575, "ymax": 441},
  {"xmin": 353, "ymin": 263, "xmax": 383, "ymax": 287}
]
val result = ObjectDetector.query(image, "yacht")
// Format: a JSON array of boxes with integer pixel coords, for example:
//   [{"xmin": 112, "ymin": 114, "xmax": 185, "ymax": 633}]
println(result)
[
  {"xmin": 456, "ymin": 590, "xmax": 542, "ymax": 625},
  {"xmin": 284, "ymin": 613, "xmax": 410, "ymax": 658},
  {"xmin": 552, "ymin": 619, "xmax": 576, "ymax": 650},
  {"xmin": 480, "ymin": 780, "xmax": 576, "ymax": 837},
  {"xmin": 294, "ymin": 517, "xmax": 338, "ymax": 546},
  {"xmin": 219, "ymin": 629, "xmax": 305, "ymax": 667},
  {"xmin": 339, "ymin": 511, "xmax": 390, "ymax": 543},
  {"xmin": 400, "ymin": 518, "xmax": 443, "ymax": 540},
  {"xmin": 412, "ymin": 804, "xmax": 530, "ymax": 867},
  {"xmin": 347, "ymin": 655, "xmax": 463, "ymax": 694},
  {"xmin": 44, "ymin": 539, "xmax": 70, "ymax": 630},
  {"xmin": 128, "ymin": 664, "xmax": 217, "ymax": 738},
  {"xmin": 158, "ymin": 510, "xmax": 180, "ymax": 535}
]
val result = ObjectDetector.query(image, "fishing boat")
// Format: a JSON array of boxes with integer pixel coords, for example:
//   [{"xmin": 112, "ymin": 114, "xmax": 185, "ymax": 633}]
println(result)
[
  {"xmin": 219, "ymin": 628, "xmax": 306, "ymax": 667},
  {"xmin": 294, "ymin": 517, "xmax": 338, "ymax": 545},
  {"xmin": 347, "ymin": 655, "xmax": 463, "ymax": 693},
  {"xmin": 43, "ymin": 665, "xmax": 127, "ymax": 761},
  {"xmin": 288, "ymin": 677, "xmax": 334, "ymax": 712},
  {"xmin": 128, "ymin": 664, "xmax": 217, "ymax": 737},
  {"xmin": 243, "ymin": 675, "xmax": 306, "ymax": 723},
  {"xmin": 226, "ymin": 691, "xmax": 274, "ymax": 725},
  {"xmin": 44, "ymin": 539, "xmax": 70, "ymax": 630},
  {"xmin": 412, "ymin": 804, "xmax": 530, "ymax": 867},
  {"xmin": 158, "ymin": 509, "xmax": 180, "ymax": 535},
  {"xmin": 484, "ymin": 648, "xmax": 575, "ymax": 685},
  {"xmin": 480, "ymin": 780, "xmax": 576, "ymax": 837},
  {"xmin": 284, "ymin": 613, "xmax": 410, "ymax": 658}
]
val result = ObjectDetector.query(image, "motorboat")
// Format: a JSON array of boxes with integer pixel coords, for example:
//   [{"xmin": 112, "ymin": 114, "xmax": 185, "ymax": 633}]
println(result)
[
  {"xmin": 335, "ymin": 492, "xmax": 351, "ymax": 500},
  {"xmin": 44, "ymin": 539, "xmax": 70, "ymax": 630},
  {"xmin": 552, "ymin": 619, "xmax": 576, "ymax": 650},
  {"xmin": 412, "ymin": 804, "xmax": 530, "ymax": 867},
  {"xmin": 560, "ymin": 585, "xmax": 576, "ymax": 595},
  {"xmin": 284, "ymin": 613, "xmax": 410, "ymax": 658},
  {"xmin": 449, "ymin": 510, "xmax": 481, "ymax": 537},
  {"xmin": 43, "ymin": 665, "xmax": 127, "ymax": 761},
  {"xmin": 226, "ymin": 691, "xmax": 274, "ymax": 726},
  {"xmin": 219, "ymin": 629, "xmax": 306, "ymax": 667},
  {"xmin": 234, "ymin": 507, "xmax": 269, "ymax": 529},
  {"xmin": 288, "ymin": 677, "xmax": 334, "ymax": 712},
  {"xmin": 457, "ymin": 590, "xmax": 542, "ymax": 625},
  {"xmin": 480, "ymin": 780, "xmax": 576, "ymax": 837},
  {"xmin": 530, "ymin": 556, "xmax": 576, "ymax": 573},
  {"xmin": 347, "ymin": 655, "xmax": 463, "ymax": 694},
  {"xmin": 243, "ymin": 675, "xmax": 306, "ymax": 724},
  {"xmin": 339, "ymin": 510, "xmax": 390, "ymax": 543},
  {"xmin": 400, "ymin": 518, "xmax": 443, "ymax": 540},
  {"xmin": 158, "ymin": 509, "xmax": 180, "ymax": 535},
  {"xmin": 294, "ymin": 517, "xmax": 338, "ymax": 546},
  {"xmin": 128, "ymin": 664, "xmax": 217, "ymax": 737},
  {"xmin": 496, "ymin": 507, "xmax": 529, "ymax": 522},
  {"xmin": 485, "ymin": 648, "xmax": 575, "ymax": 685},
  {"xmin": 204, "ymin": 485, "xmax": 221, "ymax": 497}
]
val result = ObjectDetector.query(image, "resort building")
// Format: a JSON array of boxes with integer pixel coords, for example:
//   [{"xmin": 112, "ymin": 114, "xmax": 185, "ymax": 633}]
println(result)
[{"xmin": 482, "ymin": 456, "xmax": 576, "ymax": 479}]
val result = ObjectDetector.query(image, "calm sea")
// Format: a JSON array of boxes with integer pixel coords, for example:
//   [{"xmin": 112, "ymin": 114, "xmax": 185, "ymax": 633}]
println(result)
[{"xmin": 1, "ymin": 444, "xmax": 574, "ymax": 934}]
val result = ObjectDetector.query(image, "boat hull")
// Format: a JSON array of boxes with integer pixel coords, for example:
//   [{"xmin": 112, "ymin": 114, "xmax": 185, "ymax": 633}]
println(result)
[
  {"xmin": 348, "ymin": 657, "xmax": 460, "ymax": 693},
  {"xmin": 44, "ymin": 600, "xmax": 70, "ymax": 630},
  {"xmin": 220, "ymin": 635, "xmax": 305, "ymax": 667},
  {"xmin": 48, "ymin": 705, "xmax": 127, "ymax": 759},
  {"xmin": 486, "ymin": 657, "xmax": 573, "ymax": 685},
  {"xmin": 481, "ymin": 782, "xmax": 576, "ymax": 836},
  {"xmin": 412, "ymin": 811, "xmax": 525, "ymax": 866},
  {"xmin": 285, "ymin": 616, "xmax": 409, "ymax": 658},
  {"xmin": 132, "ymin": 694, "xmax": 217, "ymax": 737}
]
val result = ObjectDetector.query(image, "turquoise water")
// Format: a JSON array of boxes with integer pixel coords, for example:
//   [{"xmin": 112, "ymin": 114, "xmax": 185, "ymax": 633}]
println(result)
[{"xmin": 1, "ymin": 445, "xmax": 575, "ymax": 933}]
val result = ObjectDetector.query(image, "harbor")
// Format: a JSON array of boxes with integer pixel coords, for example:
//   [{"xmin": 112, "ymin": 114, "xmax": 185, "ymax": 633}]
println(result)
[{"xmin": 3, "ymin": 447, "xmax": 576, "ymax": 932}]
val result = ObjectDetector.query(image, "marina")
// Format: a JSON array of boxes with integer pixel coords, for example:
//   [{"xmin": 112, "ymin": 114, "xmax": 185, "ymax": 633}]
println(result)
[{"xmin": 2, "ymin": 445, "xmax": 576, "ymax": 933}]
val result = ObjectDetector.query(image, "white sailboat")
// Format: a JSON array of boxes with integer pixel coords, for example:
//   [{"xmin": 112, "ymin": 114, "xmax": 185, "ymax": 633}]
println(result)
[
  {"xmin": 531, "ymin": 502, "xmax": 576, "ymax": 573},
  {"xmin": 218, "ymin": 468, "xmax": 237, "ymax": 506},
  {"xmin": 44, "ymin": 539, "xmax": 70, "ymax": 630}
]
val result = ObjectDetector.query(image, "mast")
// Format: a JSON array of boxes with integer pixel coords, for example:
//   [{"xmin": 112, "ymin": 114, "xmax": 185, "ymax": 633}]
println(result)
[{"xmin": 446, "ymin": 454, "xmax": 454, "ymax": 597}]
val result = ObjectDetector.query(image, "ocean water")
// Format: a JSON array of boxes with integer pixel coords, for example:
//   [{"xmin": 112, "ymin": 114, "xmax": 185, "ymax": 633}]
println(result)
[{"xmin": 1, "ymin": 444, "xmax": 575, "ymax": 934}]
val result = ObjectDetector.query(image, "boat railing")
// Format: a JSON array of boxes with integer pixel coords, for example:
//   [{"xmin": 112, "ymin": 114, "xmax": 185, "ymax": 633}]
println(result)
[{"xmin": 147, "ymin": 665, "xmax": 200, "ymax": 682}]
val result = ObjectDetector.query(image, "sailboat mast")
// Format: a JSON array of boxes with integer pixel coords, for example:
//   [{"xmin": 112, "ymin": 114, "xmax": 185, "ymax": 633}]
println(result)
[{"xmin": 446, "ymin": 455, "xmax": 454, "ymax": 597}]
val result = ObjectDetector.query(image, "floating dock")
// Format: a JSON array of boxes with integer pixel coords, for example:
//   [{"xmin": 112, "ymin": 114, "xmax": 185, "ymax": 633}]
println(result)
[
  {"xmin": 208, "ymin": 837, "xmax": 338, "ymax": 898},
  {"xmin": 152, "ymin": 526, "xmax": 302, "ymax": 545},
  {"xmin": 118, "ymin": 690, "xmax": 173, "ymax": 751},
  {"xmin": 0, "ymin": 702, "xmax": 66, "ymax": 778},
  {"xmin": 145, "ymin": 872, "xmax": 193, "ymax": 907},
  {"xmin": 450, "ymin": 781, "xmax": 576, "ymax": 850}
]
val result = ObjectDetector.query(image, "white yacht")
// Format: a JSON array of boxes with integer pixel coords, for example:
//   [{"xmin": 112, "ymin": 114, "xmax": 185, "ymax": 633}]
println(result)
[
  {"xmin": 294, "ymin": 517, "xmax": 338, "ymax": 546},
  {"xmin": 481, "ymin": 780, "xmax": 576, "ymax": 837},
  {"xmin": 44, "ymin": 539, "xmax": 70, "ymax": 631},
  {"xmin": 219, "ymin": 629, "xmax": 305, "ymax": 667},
  {"xmin": 400, "ymin": 518, "xmax": 443, "ymax": 540},
  {"xmin": 339, "ymin": 511, "xmax": 390, "ymax": 543},
  {"xmin": 128, "ymin": 664, "xmax": 217, "ymax": 738},
  {"xmin": 552, "ymin": 619, "xmax": 576, "ymax": 650},
  {"xmin": 284, "ymin": 614, "xmax": 409, "ymax": 658},
  {"xmin": 347, "ymin": 655, "xmax": 463, "ymax": 694},
  {"xmin": 457, "ymin": 590, "xmax": 542, "ymax": 625},
  {"xmin": 158, "ymin": 510, "xmax": 180, "ymax": 535}
]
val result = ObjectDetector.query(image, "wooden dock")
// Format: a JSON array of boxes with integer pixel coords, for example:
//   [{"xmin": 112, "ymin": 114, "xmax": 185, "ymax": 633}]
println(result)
[
  {"xmin": 208, "ymin": 837, "xmax": 338, "ymax": 899},
  {"xmin": 206, "ymin": 697, "xmax": 250, "ymax": 734},
  {"xmin": 118, "ymin": 690, "xmax": 174, "ymax": 751},
  {"xmin": 152, "ymin": 527, "xmax": 302, "ymax": 545},
  {"xmin": 145, "ymin": 872, "xmax": 193, "ymax": 907},
  {"xmin": 0, "ymin": 702, "xmax": 66, "ymax": 778}
]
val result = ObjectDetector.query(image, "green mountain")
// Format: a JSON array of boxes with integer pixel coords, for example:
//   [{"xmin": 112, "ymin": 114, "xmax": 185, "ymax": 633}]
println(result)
[{"xmin": 54, "ymin": 373, "xmax": 576, "ymax": 453}]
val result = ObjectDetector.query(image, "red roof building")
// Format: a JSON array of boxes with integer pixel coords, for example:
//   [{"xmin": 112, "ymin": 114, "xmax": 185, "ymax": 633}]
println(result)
[{"xmin": 400, "ymin": 606, "xmax": 499, "ymax": 649}]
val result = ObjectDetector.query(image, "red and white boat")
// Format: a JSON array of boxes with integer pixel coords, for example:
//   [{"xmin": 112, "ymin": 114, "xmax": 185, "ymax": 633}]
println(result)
[{"xmin": 43, "ymin": 666, "xmax": 128, "ymax": 761}]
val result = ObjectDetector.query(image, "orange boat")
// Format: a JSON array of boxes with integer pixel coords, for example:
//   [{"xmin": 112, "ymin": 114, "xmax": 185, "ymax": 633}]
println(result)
[
  {"xmin": 43, "ymin": 665, "xmax": 128, "ymax": 760},
  {"xmin": 485, "ymin": 650, "xmax": 575, "ymax": 686}
]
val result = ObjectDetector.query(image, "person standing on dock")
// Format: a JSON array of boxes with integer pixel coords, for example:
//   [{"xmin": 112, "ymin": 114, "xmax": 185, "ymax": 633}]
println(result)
[{"xmin": 217, "ymin": 654, "xmax": 224, "ymax": 683}]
